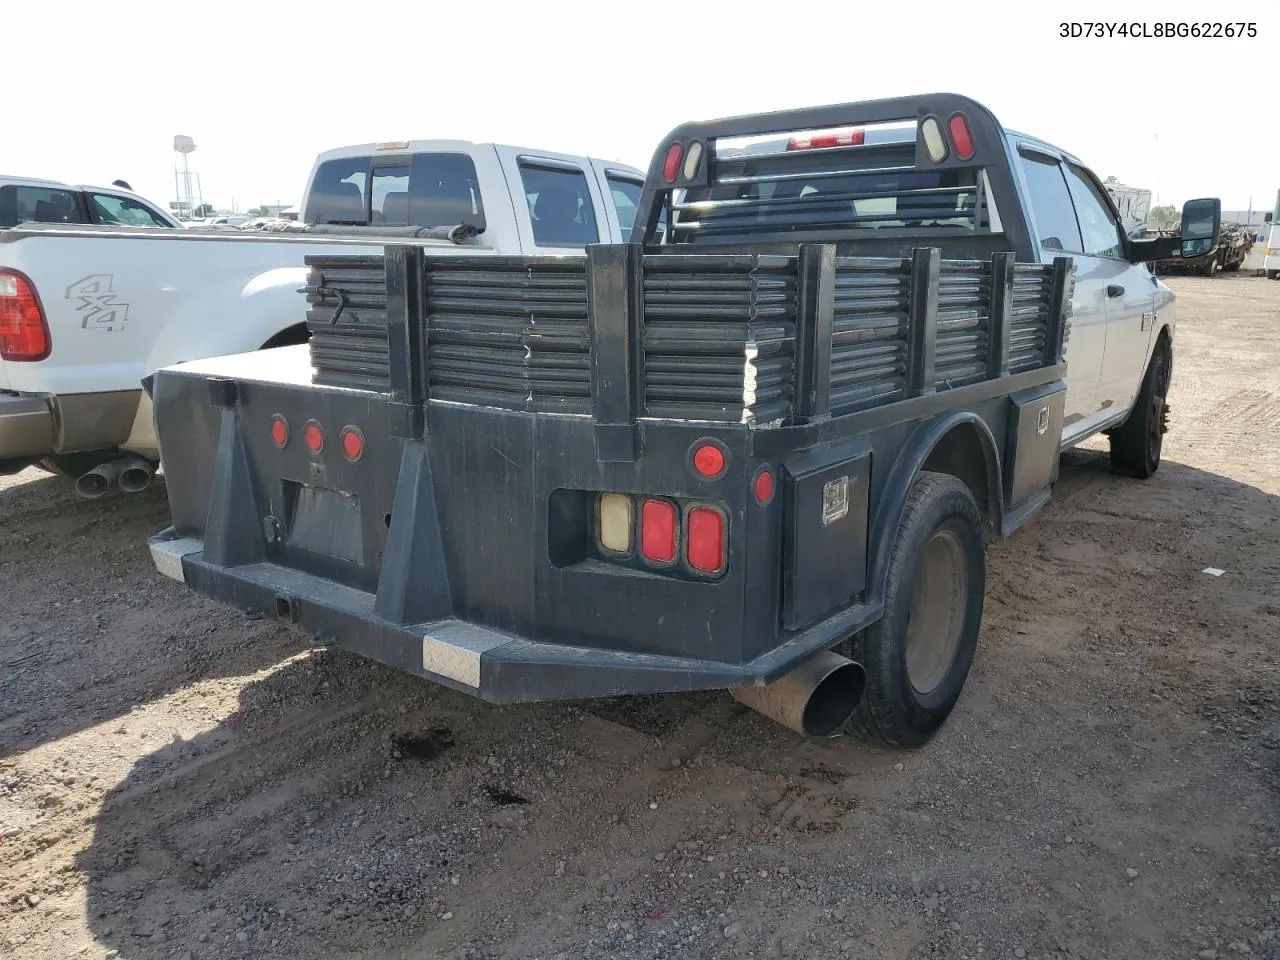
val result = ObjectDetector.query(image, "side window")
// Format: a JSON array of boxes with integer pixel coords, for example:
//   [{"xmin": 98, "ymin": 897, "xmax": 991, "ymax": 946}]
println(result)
[
  {"xmin": 519, "ymin": 162, "xmax": 599, "ymax": 247},
  {"xmin": 606, "ymin": 175, "xmax": 642, "ymax": 235},
  {"xmin": 1062, "ymin": 166, "xmax": 1124, "ymax": 259},
  {"xmin": 408, "ymin": 153, "xmax": 486, "ymax": 230},
  {"xmin": 89, "ymin": 193, "xmax": 171, "ymax": 228},
  {"xmin": 1018, "ymin": 154, "xmax": 1082, "ymax": 253},
  {"xmin": 0, "ymin": 185, "xmax": 85, "ymax": 228},
  {"xmin": 371, "ymin": 165, "xmax": 410, "ymax": 225},
  {"xmin": 306, "ymin": 159, "xmax": 369, "ymax": 225}
]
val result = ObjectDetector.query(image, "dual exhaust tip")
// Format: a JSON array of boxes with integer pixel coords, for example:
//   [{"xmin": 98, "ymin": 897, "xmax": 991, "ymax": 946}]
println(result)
[
  {"xmin": 74, "ymin": 456, "xmax": 157, "ymax": 499},
  {"xmin": 730, "ymin": 650, "xmax": 866, "ymax": 738}
]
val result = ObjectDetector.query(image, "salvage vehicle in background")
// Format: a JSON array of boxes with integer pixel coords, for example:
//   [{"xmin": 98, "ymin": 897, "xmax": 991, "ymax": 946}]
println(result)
[
  {"xmin": 1150, "ymin": 220, "xmax": 1254, "ymax": 276},
  {"xmin": 145, "ymin": 94, "xmax": 1219, "ymax": 748},
  {"xmin": 0, "ymin": 143, "xmax": 645, "ymax": 493}
]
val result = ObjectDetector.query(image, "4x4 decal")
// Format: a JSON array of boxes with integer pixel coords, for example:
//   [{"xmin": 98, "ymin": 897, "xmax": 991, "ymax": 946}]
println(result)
[{"xmin": 66, "ymin": 275, "xmax": 130, "ymax": 332}]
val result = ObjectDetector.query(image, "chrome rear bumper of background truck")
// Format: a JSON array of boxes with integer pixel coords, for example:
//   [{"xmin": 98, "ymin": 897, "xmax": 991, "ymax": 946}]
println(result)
[
  {"xmin": 0, "ymin": 392, "xmax": 54, "ymax": 459},
  {"xmin": 148, "ymin": 527, "xmax": 883, "ymax": 705},
  {"xmin": 0, "ymin": 389, "xmax": 142, "ymax": 461}
]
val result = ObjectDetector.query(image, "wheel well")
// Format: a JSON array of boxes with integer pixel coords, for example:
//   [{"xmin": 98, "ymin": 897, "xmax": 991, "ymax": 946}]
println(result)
[
  {"xmin": 920, "ymin": 422, "xmax": 1000, "ymax": 536},
  {"xmin": 1154, "ymin": 325, "xmax": 1172, "ymax": 357},
  {"xmin": 259, "ymin": 323, "xmax": 310, "ymax": 350}
]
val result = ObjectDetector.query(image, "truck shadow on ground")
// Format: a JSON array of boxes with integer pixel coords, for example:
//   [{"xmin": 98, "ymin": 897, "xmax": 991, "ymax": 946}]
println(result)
[
  {"xmin": 63, "ymin": 449, "xmax": 1280, "ymax": 960},
  {"xmin": 0, "ymin": 470, "xmax": 302, "ymax": 759}
]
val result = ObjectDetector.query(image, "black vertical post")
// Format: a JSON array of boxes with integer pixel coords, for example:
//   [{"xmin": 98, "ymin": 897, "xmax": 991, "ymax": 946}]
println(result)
[
  {"xmin": 587, "ymin": 242, "xmax": 643, "ymax": 462},
  {"xmin": 385, "ymin": 244, "xmax": 426, "ymax": 439},
  {"xmin": 986, "ymin": 251, "xmax": 1014, "ymax": 379},
  {"xmin": 1044, "ymin": 256, "xmax": 1073, "ymax": 367},
  {"xmin": 905, "ymin": 247, "xmax": 940, "ymax": 396},
  {"xmin": 793, "ymin": 244, "xmax": 836, "ymax": 422}
]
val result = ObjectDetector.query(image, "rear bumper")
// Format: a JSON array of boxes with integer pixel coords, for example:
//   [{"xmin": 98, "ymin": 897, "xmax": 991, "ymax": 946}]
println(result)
[
  {"xmin": 0, "ymin": 389, "xmax": 141, "ymax": 461},
  {"xmin": 149, "ymin": 528, "xmax": 882, "ymax": 704},
  {"xmin": 0, "ymin": 393, "xmax": 55, "ymax": 459}
]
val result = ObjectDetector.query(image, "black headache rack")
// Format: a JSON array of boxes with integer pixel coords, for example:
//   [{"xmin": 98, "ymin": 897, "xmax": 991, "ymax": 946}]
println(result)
[
  {"xmin": 628, "ymin": 92, "xmax": 1036, "ymax": 261},
  {"xmin": 149, "ymin": 96, "xmax": 1072, "ymax": 705}
]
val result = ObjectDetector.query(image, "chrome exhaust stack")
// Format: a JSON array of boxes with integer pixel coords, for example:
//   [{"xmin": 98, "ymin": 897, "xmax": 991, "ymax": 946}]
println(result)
[
  {"xmin": 730, "ymin": 650, "xmax": 866, "ymax": 738},
  {"xmin": 118, "ymin": 457, "xmax": 156, "ymax": 494},
  {"xmin": 74, "ymin": 459, "xmax": 126, "ymax": 499}
]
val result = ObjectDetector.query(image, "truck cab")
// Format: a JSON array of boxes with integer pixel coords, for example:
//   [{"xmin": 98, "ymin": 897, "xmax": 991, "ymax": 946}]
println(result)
[
  {"xmin": 300, "ymin": 141, "xmax": 647, "ymax": 255},
  {"xmin": 1005, "ymin": 133, "xmax": 1172, "ymax": 449}
]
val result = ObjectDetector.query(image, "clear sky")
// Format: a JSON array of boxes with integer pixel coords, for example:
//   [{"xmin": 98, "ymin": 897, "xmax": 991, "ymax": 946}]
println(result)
[{"xmin": 9, "ymin": 0, "xmax": 1278, "ymax": 215}]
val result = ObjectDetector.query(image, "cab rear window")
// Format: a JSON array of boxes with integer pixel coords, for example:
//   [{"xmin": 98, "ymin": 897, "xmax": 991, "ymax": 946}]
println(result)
[
  {"xmin": 0, "ymin": 185, "xmax": 86, "ymax": 228},
  {"xmin": 306, "ymin": 153, "xmax": 485, "ymax": 231}
]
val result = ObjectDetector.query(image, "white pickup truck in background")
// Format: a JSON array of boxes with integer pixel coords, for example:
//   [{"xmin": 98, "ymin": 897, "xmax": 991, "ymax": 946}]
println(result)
[
  {"xmin": 0, "ymin": 142, "xmax": 646, "ymax": 494},
  {"xmin": 0, "ymin": 175, "xmax": 183, "ymax": 231}
]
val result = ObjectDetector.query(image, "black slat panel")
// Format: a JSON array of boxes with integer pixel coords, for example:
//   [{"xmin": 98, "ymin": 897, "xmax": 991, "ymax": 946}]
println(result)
[
  {"xmin": 1009, "ymin": 266, "xmax": 1053, "ymax": 373},
  {"xmin": 301, "ymin": 250, "xmax": 1060, "ymax": 424},
  {"xmin": 641, "ymin": 255, "xmax": 797, "ymax": 423},
  {"xmin": 828, "ymin": 257, "xmax": 911, "ymax": 412},
  {"xmin": 934, "ymin": 260, "xmax": 990, "ymax": 389},
  {"xmin": 424, "ymin": 258, "xmax": 591, "ymax": 413},
  {"xmin": 304, "ymin": 255, "xmax": 392, "ymax": 391}
]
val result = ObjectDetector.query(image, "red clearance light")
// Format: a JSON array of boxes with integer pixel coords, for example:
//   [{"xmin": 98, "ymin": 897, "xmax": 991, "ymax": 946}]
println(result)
[
  {"xmin": 304, "ymin": 420, "xmax": 325, "ymax": 454},
  {"xmin": 641, "ymin": 499, "xmax": 677, "ymax": 564},
  {"xmin": 341, "ymin": 425, "xmax": 364, "ymax": 462},
  {"xmin": 270, "ymin": 415, "xmax": 289, "ymax": 448},
  {"xmin": 948, "ymin": 113, "xmax": 975, "ymax": 160},
  {"xmin": 753, "ymin": 467, "xmax": 775, "ymax": 505},
  {"xmin": 0, "ymin": 269, "xmax": 50, "ymax": 361},
  {"xmin": 686, "ymin": 507, "xmax": 725, "ymax": 574},
  {"xmin": 662, "ymin": 142, "xmax": 683, "ymax": 183},
  {"xmin": 692, "ymin": 442, "xmax": 726, "ymax": 479},
  {"xmin": 787, "ymin": 129, "xmax": 864, "ymax": 151}
]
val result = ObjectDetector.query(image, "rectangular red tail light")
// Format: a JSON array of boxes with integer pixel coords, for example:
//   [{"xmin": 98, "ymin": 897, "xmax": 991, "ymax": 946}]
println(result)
[
  {"xmin": 787, "ymin": 129, "xmax": 864, "ymax": 151},
  {"xmin": 0, "ymin": 270, "xmax": 50, "ymax": 361},
  {"xmin": 686, "ymin": 507, "xmax": 725, "ymax": 574},
  {"xmin": 641, "ymin": 499, "xmax": 677, "ymax": 564}
]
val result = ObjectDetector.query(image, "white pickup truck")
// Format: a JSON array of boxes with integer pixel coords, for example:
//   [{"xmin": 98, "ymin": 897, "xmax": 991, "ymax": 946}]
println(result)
[{"xmin": 0, "ymin": 142, "xmax": 646, "ymax": 494}]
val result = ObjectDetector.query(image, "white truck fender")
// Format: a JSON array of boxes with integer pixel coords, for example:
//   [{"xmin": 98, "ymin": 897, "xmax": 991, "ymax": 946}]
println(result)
[
  {"xmin": 142, "ymin": 265, "xmax": 311, "ymax": 375},
  {"xmin": 123, "ymin": 266, "xmax": 312, "ymax": 459}
]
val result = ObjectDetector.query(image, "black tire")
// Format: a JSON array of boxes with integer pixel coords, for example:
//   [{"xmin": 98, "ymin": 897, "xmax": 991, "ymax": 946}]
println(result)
[
  {"xmin": 1268, "ymin": 270, "xmax": 1279, "ymax": 281},
  {"xmin": 1201, "ymin": 259, "xmax": 1216, "ymax": 277},
  {"xmin": 1108, "ymin": 344, "xmax": 1170, "ymax": 479},
  {"xmin": 844, "ymin": 471, "xmax": 986, "ymax": 749},
  {"xmin": 260, "ymin": 323, "xmax": 311, "ymax": 350},
  {"xmin": 1222, "ymin": 261, "xmax": 1241, "ymax": 273}
]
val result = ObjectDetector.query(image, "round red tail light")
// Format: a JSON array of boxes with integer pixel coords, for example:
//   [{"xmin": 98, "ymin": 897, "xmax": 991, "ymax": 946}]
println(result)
[
  {"xmin": 341, "ymin": 425, "xmax": 364, "ymax": 462},
  {"xmin": 692, "ymin": 443, "xmax": 726, "ymax": 479},
  {"xmin": 270, "ymin": 415, "xmax": 289, "ymax": 448},
  {"xmin": 753, "ymin": 467, "xmax": 775, "ymax": 505},
  {"xmin": 303, "ymin": 420, "xmax": 325, "ymax": 454}
]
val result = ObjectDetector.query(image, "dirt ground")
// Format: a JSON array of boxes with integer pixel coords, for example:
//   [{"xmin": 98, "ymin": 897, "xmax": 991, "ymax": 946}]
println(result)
[{"xmin": 2, "ymin": 276, "xmax": 1277, "ymax": 960}]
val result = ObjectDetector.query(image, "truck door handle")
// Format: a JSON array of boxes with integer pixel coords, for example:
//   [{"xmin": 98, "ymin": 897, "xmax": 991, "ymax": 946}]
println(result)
[{"xmin": 1106, "ymin": 284, "xmax": 1125, "ymax": 298}]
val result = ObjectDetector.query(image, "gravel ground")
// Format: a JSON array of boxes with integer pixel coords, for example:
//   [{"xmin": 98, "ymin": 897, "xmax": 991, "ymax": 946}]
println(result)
[{"xmin": 1, "ymin": 275, "xmax": 1277, "ymax": 960}]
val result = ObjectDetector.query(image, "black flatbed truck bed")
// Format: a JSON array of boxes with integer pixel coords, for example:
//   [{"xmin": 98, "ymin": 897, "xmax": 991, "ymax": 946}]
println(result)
[{"xmin": 147, "ymin": 94, "xmax": 1075, "ymax": 746}]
